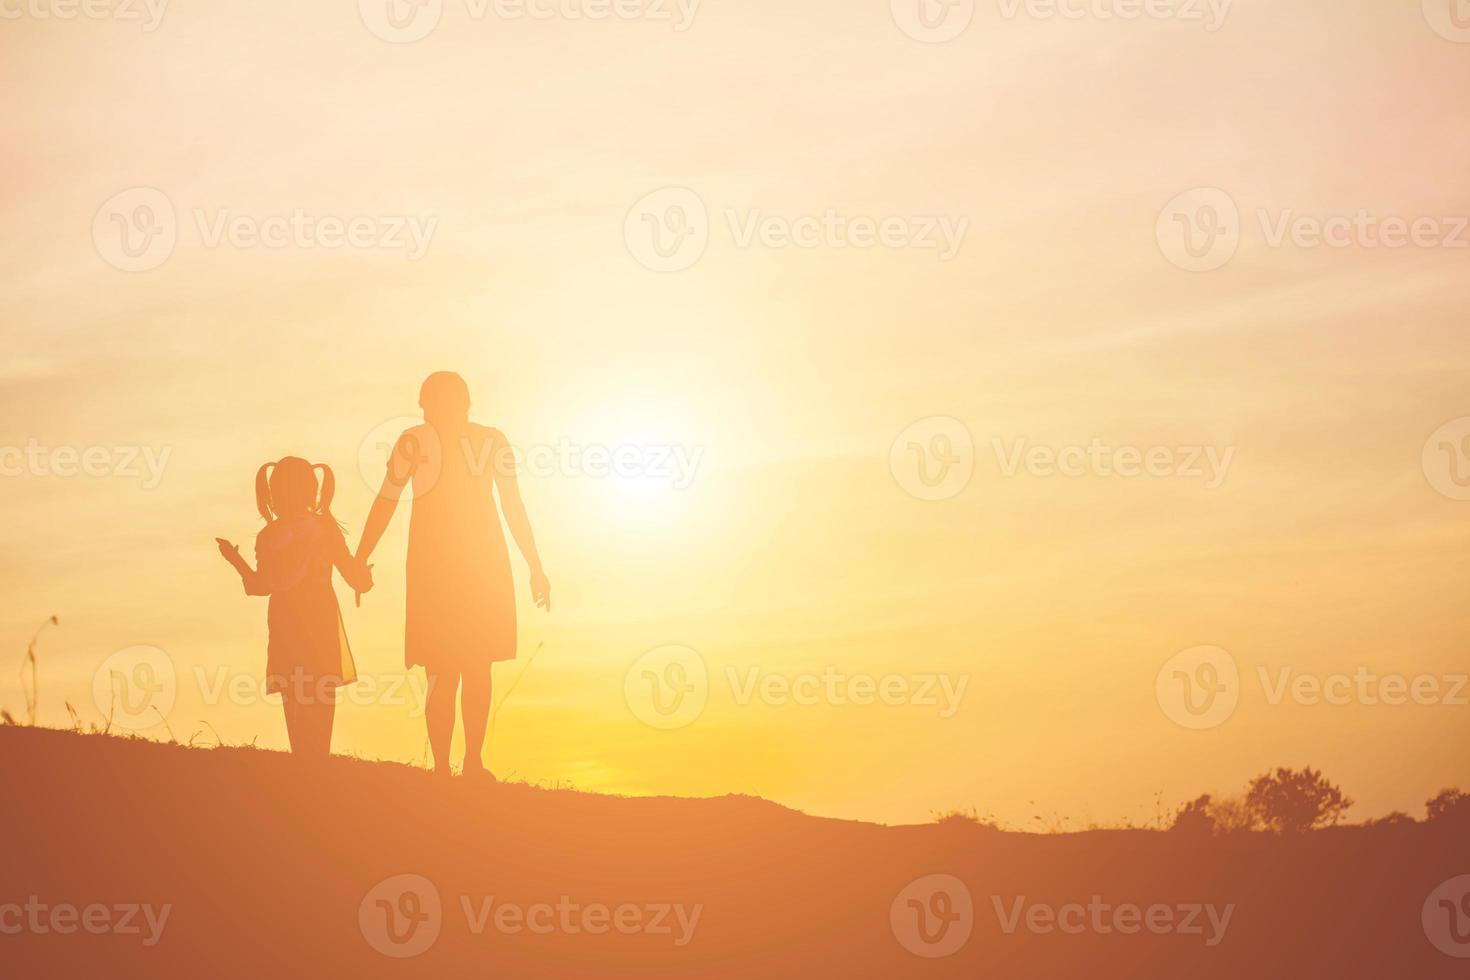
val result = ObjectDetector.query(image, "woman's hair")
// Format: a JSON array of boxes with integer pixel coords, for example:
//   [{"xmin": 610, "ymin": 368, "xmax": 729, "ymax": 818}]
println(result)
[
  {"xmin": 419, "ymin": 371, "xmax": 471, "ymax": 424},
  {"xmin": 254, "ymin": 456, "xmax": 336, "ymax": 524}
]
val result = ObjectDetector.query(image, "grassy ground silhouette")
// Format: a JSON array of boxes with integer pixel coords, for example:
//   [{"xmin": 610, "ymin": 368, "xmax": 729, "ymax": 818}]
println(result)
[{"xmin": 0, "ymin": 725, "xmax": 1464, "ymax": 977}]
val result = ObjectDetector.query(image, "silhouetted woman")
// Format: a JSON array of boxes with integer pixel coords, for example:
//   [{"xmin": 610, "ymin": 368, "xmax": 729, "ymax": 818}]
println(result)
[
  {"xmin": 356, "ymin": 372, "xmax": 550, "ymax": 777},
  {"xmin": 216, "ymin": 457, "xmax": 372, "ymax": 757}
]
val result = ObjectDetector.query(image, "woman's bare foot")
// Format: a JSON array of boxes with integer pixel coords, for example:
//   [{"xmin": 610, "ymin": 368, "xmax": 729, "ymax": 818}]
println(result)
[{"xmin": 462, "ymin": 761, "xmax": 497, "ymax": 782}]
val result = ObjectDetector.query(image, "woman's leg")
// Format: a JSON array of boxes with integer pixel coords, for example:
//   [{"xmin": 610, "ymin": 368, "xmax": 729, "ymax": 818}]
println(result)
[
  {"xmin": 424, "ymin": 667, "xmax": 458, "ymax": 774},
  {"xmin": 461, "ymin": 661, "xmax": 492, "ymax": 774},
  {"xmin": 303, "ymin": 695, "xmax": 336, "ymax": 758}
]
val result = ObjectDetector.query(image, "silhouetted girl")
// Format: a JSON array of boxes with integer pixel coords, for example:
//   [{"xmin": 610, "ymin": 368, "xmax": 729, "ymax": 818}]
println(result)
[{"xmin": 216, "ymin": 457, "xmax": 372, "ymax": 757}]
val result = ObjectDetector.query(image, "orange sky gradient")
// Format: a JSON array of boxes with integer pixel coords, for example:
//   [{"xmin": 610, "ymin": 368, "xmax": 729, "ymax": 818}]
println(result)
[{"xmin": 2, "ymin": 0, "xmax": 1469, "ymax": 826}]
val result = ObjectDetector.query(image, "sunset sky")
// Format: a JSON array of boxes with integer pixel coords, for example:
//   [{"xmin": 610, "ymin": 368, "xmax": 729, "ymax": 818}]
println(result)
[{"xmin": 2, "ymin": 0, "xmax": 1468, "ymax": 827}]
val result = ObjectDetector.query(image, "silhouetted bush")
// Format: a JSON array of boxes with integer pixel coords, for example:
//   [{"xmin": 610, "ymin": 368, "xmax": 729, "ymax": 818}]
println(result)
[
  {"xmin": 1364, "ymin": 811, "xmax": 1416, "ymax": 828},
  {"xmin": 932, "ymin": 808, "xmax": 1002, "ymax": 831},
  {"xmin": 1426, "ymin": 789, "xmax": 1470, "ymax": 825},
  {"xmin": 1169, "ymin": 794, "xmax": 1262, "ymax": 835},
  {"xmin": 1245, "ymin": 767, "xmax": 1353, "ymax": 834},
  {"xmin": 1209, "ymin": 795, "xmax": 1259, "ymax": 834},
  {"xmin": 1171, "ymin": 794, "xmax": 1216, "ymax": 835}
]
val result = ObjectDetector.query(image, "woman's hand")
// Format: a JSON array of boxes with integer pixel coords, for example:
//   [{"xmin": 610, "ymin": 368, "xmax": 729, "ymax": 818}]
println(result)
[
  {"xmin": 216, "ymin": 538, "xmax": 242, "ymax": 564},
  {"xmin": 531, "ymin": 568, "xmax": 551, "ymax": 612}
]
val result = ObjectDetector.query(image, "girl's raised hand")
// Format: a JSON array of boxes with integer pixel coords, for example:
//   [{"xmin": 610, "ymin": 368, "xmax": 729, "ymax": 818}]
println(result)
[{"xmin": 216, "ymin": 537, "xmax": 242, "ymax": 563}]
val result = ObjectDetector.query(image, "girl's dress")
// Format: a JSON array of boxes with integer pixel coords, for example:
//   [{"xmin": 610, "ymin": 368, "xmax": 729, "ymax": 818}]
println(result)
[
  {"xmin": 391, "ymin": 422, "xmax": 517, "ymax": 672},
  {"xmin": 246, "ymin": 513, "xmax": 362, "ymax": 695}
]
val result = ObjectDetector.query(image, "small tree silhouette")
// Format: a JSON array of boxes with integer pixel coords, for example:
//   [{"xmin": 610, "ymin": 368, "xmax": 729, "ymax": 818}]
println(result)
[
  {"xmin": 1426, "ymin": 789, "xmax": 1470, "ymax": 825},
  {"xmin": 1245, "ymin": 767, "xmax": 1352, "ymax": 834},
  {"xmin": 1364, "ymin": 811, "xmax": 1416, "ymax": 828},
  {"xmin": 1170, "ymin": 794, "xmax": 1216, "ymax": 835}
]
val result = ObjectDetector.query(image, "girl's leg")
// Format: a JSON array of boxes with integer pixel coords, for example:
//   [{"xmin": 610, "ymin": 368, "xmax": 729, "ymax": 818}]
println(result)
[
  {"xmin": 281, "ymin": 694, "xmax": 304, "ymax": 754},
  {"xmin": 461, "ymin": 661, "xmax": 492, "ymax": 775},
  {"xmin": 424, "ymin": 667, "xmax": 458, "ymax": 775}
]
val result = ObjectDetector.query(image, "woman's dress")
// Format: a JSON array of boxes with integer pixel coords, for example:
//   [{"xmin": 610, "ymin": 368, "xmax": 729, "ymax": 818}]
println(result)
[{"xmin": 392, "ymin": 422, "xmax": 517, "ymax": 671}]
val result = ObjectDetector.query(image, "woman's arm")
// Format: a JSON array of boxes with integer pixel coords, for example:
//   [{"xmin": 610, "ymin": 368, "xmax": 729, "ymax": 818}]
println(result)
[
  {"xmin": 356, "ymin": 432, "xmax": 412, "ymax": 565},
  {"xmin": 356, "ymin": 480, "xmax": 401, "ymax": 566},
  {"xmin": 491, "ymin": 431, "xmax": 550, "ymax": 611}
]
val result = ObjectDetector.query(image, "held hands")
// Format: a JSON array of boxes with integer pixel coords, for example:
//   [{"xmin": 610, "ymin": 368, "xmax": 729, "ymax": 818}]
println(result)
[
  {"xmin": 531, "ymin": 567, "xmax": 552, "ymax": 612},
  {"xmin": 351, "ymin": 556, "xmax": 374, "ymax": 608}
]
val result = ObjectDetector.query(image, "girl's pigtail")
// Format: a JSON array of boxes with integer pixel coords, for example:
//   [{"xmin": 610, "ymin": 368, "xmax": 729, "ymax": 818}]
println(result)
[
  {"xmin": 314, "ymin": 464, "xmax": 336, "ymax": 516},
  {"xmin": 255, "ymin": 463, "xmax": 276, "ymax": 523}
]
